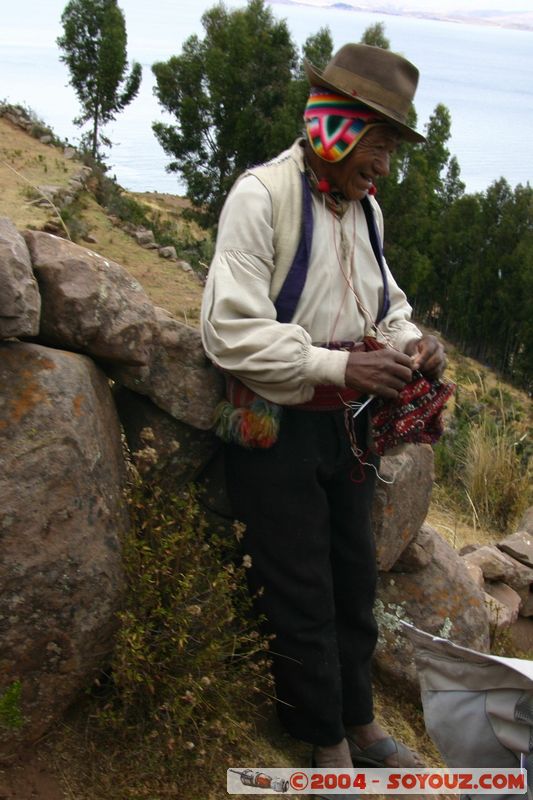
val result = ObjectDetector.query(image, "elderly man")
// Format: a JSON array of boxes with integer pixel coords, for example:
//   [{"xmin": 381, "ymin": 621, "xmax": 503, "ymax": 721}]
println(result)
[{"xmin": 201, "ymin": 43, "xmax": 446, "ymax": 770}]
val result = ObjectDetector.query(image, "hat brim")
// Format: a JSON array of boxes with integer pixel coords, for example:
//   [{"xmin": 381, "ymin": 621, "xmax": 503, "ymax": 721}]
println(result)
[{"xmin": 304, "ymin": 59, "xmax": 426, "ymax": 144}]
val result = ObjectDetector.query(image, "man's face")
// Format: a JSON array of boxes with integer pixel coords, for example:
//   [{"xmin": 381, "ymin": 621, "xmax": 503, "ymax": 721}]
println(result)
[{"xmin": 327, "ymin": 125, "xmax": 401, "ymax": 201}]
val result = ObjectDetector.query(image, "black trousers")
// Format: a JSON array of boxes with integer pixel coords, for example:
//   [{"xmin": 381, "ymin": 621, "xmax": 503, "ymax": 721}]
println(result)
[{"xmin": 225, "ymin": 407, "xmax": 379, "ymax": 746}]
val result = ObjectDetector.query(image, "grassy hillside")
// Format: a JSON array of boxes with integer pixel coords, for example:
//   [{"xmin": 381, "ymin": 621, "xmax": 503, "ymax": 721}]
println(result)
[
  {"xmin": 0, "ymin": 111, "xmax": 205, "ymax": 325},
  {"xmin": 0, "ymin": 109, "xmax": 530, "ymax": 800}
]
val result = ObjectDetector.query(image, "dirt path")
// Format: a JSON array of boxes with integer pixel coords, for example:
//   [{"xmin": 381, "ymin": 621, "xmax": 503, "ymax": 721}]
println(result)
[{"xmin": 0, "ymin": 749, "xmax": 66, "ymax": 800}]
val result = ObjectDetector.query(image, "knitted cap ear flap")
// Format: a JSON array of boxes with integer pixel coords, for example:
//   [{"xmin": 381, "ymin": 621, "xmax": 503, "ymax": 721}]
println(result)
[
  {"xmin": 304, "ymin": 87, "xmax": 385, "ymax": 162},
  {"xmin": 305, "ymin": 117, "xmax": 380, "ymax": 162}
]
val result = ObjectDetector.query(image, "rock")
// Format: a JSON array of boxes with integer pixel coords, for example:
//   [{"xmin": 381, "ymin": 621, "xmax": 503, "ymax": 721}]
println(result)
[
  {"xmin": 82, "ymin": 234, "xmax": 98, "ymax": 244},
  {"xmin": 196, "ymin": 448, "xmax": 233, "ymax": 519},
  {"xmin": 24, "ymin": 231, "xmax": 156, "ymax": 366},
  {"xmin": 484, "ymin": 582, "xmax": 521, "ymax": 624},
  {"xmin": 374, "ymin": 530, "xmax": 490, "ymax": 698},
  {"xmin": 462, "ymin": 545, "xmax": 533, "ymax": 590},
  {"xmin": 158, "ymin": 246, "xmax": 177, "ymax": 260},
  {"xmin": 0, "ymin": 218, "xmax": 40, "ymax": 339},
  {"xmin": 463, "ymin": 559, "xmax": 485, "ymax": 590},
  {"xmin": 178, "ymin": 260, "xmax": 192, "ymax": 272},
  {"xmin": 114, "ymin": 386, "xmax": 218, "ymax": 489},
  {"xmin": 37, "ymin": 185, "xmax": 62, "ymax": 200},
  {"xmin": 483, "ymin": 592, "xmax": 515, "ymax": 629},
  {"xmin": 42, "ymin": 220, "xmax": 68, "ymax": 237},
  {"xmin": 134, "ymin": 228, "xmax": 155, "ymax": 246},
  {"xmin": 458, "ymin": 543, "xmax": 479, "ymax": 556},
  {"xmin": 519, "ymin": 590, "xmax": 533, "ymax": 618},
  {"xmin": 498, "ymin": 529, "xmax": 533, "ymax": 569},
  {"xmin": 4, "ymin": 112, "xmax": 24, "ymax": 128},
  {"xmin": 391, "ymin": 522, "xmax": 435, "ymax": 573},
  {"xmin": 39, "ymin": 135, "xmax": 53, "ymax": 145},
  {"xmin": 508, "ymin": 618, "xmax": 533, "ymax": 657},
  {"xmin": 67, "ymin": 179, "xmax": 84, "ymax": 193},
  {"xmin": 0, "ymin": 342, "xmax": 127, "ymax": 756},
  {"xmin": 371, "ymin": 444, "xmax": 434, "ymax": 571},
  {"xmin": 110, "ymin": 306, "xmax": 223, "ymax": 431},
  {"xmin": 518, "ymin": 507, "xmax": 533, "ymax": 535},
  {"xmin": 63, "ymin": 147, "xmax": 76, "ymax": 159}
]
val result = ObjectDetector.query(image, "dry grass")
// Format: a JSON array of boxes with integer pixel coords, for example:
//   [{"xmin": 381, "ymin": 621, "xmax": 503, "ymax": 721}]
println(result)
[
  {"xmin": 39, "ymin": 678, "xmax": 450, "ymax": 800},
  {"xmin": 0, "ymin": 116, "xmax": 204, "ymax": 326},
  {"xmin": 0, "ymin": 117, "xmax": 79, "ymax": 230},
  {"xmin": 426, "ymin": 493, "xmax": 492, "ymax": 551},
  {"xmin": 79, "ymin": 194, "xmax": 203, "ymax": 324},
  {"xmin": 459, "ymin": 415, "xmax": 530, "ymax": 533},
  {"xmin": 428, "ymin": 340, "xmax": 531, "ymax": 545}
]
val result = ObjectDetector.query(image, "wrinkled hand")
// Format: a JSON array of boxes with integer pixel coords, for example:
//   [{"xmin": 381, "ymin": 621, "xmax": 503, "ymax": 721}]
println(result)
[
  {"xmin": 345, "ymin": 348, "xmax": 413, "ymax": 400},
  {"xmin": 405, "ymin": 335, "xmax": 446, "ymax": 379}
]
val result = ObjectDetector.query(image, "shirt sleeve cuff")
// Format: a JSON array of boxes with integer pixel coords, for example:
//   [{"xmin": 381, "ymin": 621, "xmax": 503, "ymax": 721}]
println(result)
[
  {"xmin": 301, "ymin": 345, "xmax": 350, "ymax": 388},
  {"xmin": 394, "ymin": 327, "xmax": 422, "ymax": 353}
]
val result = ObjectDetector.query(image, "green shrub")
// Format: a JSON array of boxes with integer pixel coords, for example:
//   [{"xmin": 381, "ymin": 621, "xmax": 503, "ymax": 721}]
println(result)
[
  {"xmin": 0, "ymin": 681, "xmax": 24, "ymax": 731},
  {"xmin": 58, "ymin": 200, "xmax": 90, "ymax": 242},
  {"xmin": 97, "ymin": 474, "xmax": 272, "ymax": 781},
  {"xmin": 92, "ymin": 167, "xmax": 150, "ymax": 228}
]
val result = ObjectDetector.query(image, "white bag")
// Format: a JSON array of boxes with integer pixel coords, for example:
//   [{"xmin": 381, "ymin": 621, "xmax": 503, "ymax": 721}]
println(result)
[{"xmin": 402, "ymin": 623, "xmax": 532, "ymax": 800}]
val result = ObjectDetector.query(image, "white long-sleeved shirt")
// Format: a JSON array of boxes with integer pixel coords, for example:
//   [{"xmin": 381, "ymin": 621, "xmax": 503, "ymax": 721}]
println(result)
[{"xmin": 201, "ymin": 152, "xmax": 421, "ymax": 405}]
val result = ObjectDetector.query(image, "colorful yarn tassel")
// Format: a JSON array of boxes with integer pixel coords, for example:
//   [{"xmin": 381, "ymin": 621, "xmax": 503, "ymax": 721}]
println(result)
[{"xmin": 214, "ymin": 397, "xmax": 282, "ymax": 449}]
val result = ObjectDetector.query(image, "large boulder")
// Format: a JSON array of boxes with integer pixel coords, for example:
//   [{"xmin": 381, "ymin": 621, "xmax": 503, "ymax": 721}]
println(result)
[
  {"xmin": 484, "ymin": 582, "xmax": 521, "ymax": 625},
  {"xmin": 0, "ymin": 218, "xmax": 40, "ymax": 339},
  {"xmin": 23, "ymin": 231, "xmax": 156, "ymax": 366},
  {"xmin": 372, "ymin": 444, "xmax": 434, "ymax": 571},
  {"xmin": 498, "ymin": 530, "xmax": 533, "ymax": 570},
  {"xmin": 462, "ymin": 545, "xmax": 533, "ymax": 590},
  {"xmin": 390, "ymin": 521, "xmax": 436, "ymax": 573},
  {"xmin": 0, "ymin": 342, "xmax": 127, "ymax": 756},
  {"xmin": 508, "ymin": 619, "xmax": 533, "ymax": 657},
  {"xmin": 114, "ymin": 386, "xmax": 218, "ymax": 489},
  {"xmin": 111, "ymin": 306, "xmax": 223, "ymax": 431},
  {"xmin": 520, "ymin": 591, "xmax": 533, "ymax": 618},
  {"xmin": 374, "ymin": 526, "xmax": 490, "ymax": 698}
]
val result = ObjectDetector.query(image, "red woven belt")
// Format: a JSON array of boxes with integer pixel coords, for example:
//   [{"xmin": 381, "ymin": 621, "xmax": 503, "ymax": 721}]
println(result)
[{"xmin": 293, "ymin": 384, "xmax": 362, "ymax": 411}]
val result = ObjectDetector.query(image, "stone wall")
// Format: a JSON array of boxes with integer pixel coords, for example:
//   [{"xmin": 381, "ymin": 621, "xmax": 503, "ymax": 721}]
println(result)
[{"xmin": 2, "ymin": 216, "xmax": 528, "ymax": 753}]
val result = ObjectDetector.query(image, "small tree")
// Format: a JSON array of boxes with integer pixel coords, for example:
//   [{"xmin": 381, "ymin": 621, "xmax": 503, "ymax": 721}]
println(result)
[
  {"xmin": 360, "ymin": 21, "xmax": 390, "ymax": 49},
  {"xmin": 57, "ymin": 0, "xmax": 142, "ymax": 159},
  {"xmin": 152, "ymin": 0, "xmax": 326, "ymax": 228}
]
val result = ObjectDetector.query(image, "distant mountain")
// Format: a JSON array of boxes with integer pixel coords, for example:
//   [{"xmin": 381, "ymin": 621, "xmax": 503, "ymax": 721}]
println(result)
[{"xmin": 267, "ymin": 0, "xmax": 533, "ymax": 32}]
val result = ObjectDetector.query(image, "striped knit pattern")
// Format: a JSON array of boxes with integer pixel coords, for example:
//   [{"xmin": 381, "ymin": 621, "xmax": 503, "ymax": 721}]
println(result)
[{"xmin": 304, "ymin": 88, "xmax": 384, "ymax": 162}]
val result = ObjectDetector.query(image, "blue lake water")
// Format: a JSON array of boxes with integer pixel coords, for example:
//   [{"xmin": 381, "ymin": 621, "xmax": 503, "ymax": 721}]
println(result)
[{"xmin": 1, "ymin": 0, "xmax": 532, "ymax": 194}]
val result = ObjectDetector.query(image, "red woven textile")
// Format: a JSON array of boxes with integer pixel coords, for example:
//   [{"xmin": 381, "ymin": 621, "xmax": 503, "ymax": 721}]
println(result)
[
  {"xmin": 369, "ymin": 373, "xmax": 456, "ymax": 455},
  {"xmin": 362, "ymin": 336, "xmax": 456, "ymax": 455}
]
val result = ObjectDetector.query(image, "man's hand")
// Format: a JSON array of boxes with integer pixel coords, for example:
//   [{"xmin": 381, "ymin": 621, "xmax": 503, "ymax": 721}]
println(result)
[
  {"xmin": 345, "ymin": 348, "xmax": 413, "ymax": 400},
  {"xmin": 405, "ymin": 335, "xmax": 446, "ymax": 379}
]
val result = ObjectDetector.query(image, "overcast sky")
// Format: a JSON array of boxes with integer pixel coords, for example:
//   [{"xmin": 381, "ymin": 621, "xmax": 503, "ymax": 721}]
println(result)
[
  {"xmin": 375, "ymin": 0, "xmax": 533, "ymax": 9},
  {"xmin": 3, "ymin": 0, "xmax": 533, "ymax": 49}
]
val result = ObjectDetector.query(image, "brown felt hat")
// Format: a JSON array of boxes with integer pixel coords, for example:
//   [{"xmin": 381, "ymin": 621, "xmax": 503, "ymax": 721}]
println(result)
[{"xmin": 304, "ymin": 43, "xmax": 425, "ymax": 143}]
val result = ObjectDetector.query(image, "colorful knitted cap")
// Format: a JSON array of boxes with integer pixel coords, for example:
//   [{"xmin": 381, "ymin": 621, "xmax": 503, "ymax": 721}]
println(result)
[{"xmin": 304, "ymin": 87, "xmax": 386, "ymax": 162}]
